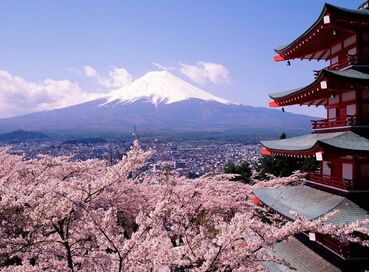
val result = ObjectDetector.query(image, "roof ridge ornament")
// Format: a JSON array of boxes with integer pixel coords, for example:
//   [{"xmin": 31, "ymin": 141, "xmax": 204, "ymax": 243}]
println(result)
[{"xmin": 358, "ymin": 1, "xmax": 369, "ymax": 10}]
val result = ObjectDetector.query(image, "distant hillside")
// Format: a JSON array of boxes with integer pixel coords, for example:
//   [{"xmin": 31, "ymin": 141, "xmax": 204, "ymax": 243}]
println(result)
[
  {"xmin": 0, "ymin": 130, "xmax": 49, "ymax": 142},
  {"xmin": 0, "ymin": 71, "xmax": 314, "ymax": 138},
  {"xmin": 62, "ymin": 138, "xmax": 108, "ymax": 144}
]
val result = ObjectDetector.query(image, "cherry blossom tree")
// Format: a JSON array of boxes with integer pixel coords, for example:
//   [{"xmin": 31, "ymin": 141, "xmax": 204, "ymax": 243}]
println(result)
[{"xmin": 0, "ymin": 142, "xmax": 368, "ymax": 271}]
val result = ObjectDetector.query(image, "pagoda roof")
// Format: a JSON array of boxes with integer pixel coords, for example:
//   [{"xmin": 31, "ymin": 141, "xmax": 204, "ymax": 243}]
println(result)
[
  {"xmin": 261, "ymin": 237, "xmax": 340, "ymax": 272},
  {"xmin": 253, "ymin": 185, "xmax": 369, "ymax": 225},
  {"xmin": 261, "ymin": 131, "xmax": 369, "ymax": 153},
  {"xmin": 269, "ymin": 67, "xmax": 369, "ymax": 107},
  {"xmin": 274, "ymin": 3, "xmax": 369, "ymax": 61}
]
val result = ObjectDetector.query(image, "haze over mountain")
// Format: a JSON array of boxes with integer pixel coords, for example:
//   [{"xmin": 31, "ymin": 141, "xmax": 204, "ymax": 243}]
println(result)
[
  {"xmin": 0, "ymin": 71, "xmax": 313, "ymax": 137},
  {"xmin": 0, "ymin": 130, "xmax": 49, "ymax": 142}
]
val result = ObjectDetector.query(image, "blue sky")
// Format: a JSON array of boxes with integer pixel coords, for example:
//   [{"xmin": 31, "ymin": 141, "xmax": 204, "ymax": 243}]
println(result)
[{"xmin": 0, "ymin": 0, "xmax": 358, "ymax": 118}]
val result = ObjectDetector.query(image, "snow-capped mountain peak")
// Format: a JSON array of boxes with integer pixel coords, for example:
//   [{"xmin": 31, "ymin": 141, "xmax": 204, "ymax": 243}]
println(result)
[
  {"xmin": 104, "ymin": 70, "xmax": 234, "ymax": 106},
  {"xmin": 0, "ymin": 69, "xmax": 312, "ymax": 135}
]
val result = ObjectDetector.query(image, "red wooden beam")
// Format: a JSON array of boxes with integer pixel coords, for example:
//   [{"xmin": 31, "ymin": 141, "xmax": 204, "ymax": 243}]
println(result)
[
  {"xmin": 274, "ymin": 54, "xmax": 285, "ymax": 62},
  {"xmin": 268, "ymin": 101, "xmax": 280, "ymax": 107},
  {"xmin": 317, "ymin": 49, "xmax": 329, "ymax": 61},
  {"xmin": 251, "ymin": 195, "xmax": 262, "ymax": 205},
  {"xmin": 308, "ymin": 100, "xmax": 317, "ymax": 107},
  {"xmin": 309, "ymin": 51, "xmax": 318, "ymax": 61},
  {"xmin": 315, "ymin": 98, "xmax": 326, "ymax": 107},
  {"xmin": 261, "ymin": 148, "xmax": 271, "ymax": 155}
]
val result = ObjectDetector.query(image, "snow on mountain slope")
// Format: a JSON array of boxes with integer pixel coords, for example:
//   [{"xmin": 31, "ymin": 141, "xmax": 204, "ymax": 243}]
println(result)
[
  {"xmin": 0, "ymin": 70, "xmax": 313, "ymax": 136},
  {"xmin": 104, "ymin": 70, "xmax": 235, "ymax": 106},
  {"xmin": 0, "ymin": 96, "xmax": 311, "ymax": 135}
]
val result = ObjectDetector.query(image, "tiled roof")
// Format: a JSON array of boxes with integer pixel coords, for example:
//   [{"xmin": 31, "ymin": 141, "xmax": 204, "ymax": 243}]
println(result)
[
  {"xmin": 328, "ymin": 68, "xmax": 369, "ymax": 80},
  {"xmin": 261, "ymin": 237, "xmax": 340, "ymax": 272},
  {"xmin": 275, "ymin": 4, "xmax": 369, "ymax": 53},
  {"xmin": 269, "ymin": 68, "xmax": 369, "ymax": 100},
  {"xmin": 261, "ymin": 131, "xmax": 369, "ymax": 152},
  {"xmin": 253, "ymin": 185, "xmax": 369, "ymax": 225}
]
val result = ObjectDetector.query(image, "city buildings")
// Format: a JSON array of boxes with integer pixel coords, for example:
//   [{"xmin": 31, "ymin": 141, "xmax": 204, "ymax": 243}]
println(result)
[{"xmin": 1, "ymin": 140, "xmax": 261, "ymax": 178}]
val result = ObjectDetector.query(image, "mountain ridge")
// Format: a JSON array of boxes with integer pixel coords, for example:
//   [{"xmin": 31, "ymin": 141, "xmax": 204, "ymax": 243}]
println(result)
[{"xmin": 0, "ymin": 71, "xmax": 313, "ymax": 137}]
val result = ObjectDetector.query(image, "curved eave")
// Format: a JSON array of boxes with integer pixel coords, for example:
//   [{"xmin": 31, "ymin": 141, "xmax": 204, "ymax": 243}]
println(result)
[
  {"xmin": 261, "ymin": 145, "xmax": 320, "ymax": 157},
  {"xmin": 275, "ymin": 4, "xmax": 329, "ymax": 54},
  {"xmin": 261, "ymin": 131, "xmax": 369, "ymax": 156},
  {"xmin": 253, "ymin": 185, "xmax": 369, "ymax": 226},
  {"xmin": 268, "ymin": 68, "xmax": 369, "ymax": 107},
  {"xmin": 269, "ymin": 71, "xmax": 325, "ymax": 107},
  {"xmin": 274, "ymin": 3, "xmax": 369, "ymax": 61}
]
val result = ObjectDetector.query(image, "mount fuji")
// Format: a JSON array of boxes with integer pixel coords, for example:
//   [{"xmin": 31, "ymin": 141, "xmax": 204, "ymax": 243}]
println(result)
[
  {"xmin": 0, "ymin": 71, "xmax": 312, "ymax": 137},
  {"xmin": 105, "ymin": 70, "xmax": 233, "ymax": 106}
]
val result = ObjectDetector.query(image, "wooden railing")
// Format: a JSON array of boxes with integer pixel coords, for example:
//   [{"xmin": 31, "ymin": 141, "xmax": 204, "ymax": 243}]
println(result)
[
  {"xmin": 327, "ymin": 58, "xmax": 351, "ymax": 71},
  {"xmin": 307, "ymin": 173, "xmax": 353, "ymax": 190},
  {"xmin": 311, "ymin": 115, "xmax": 357, "ymax": 130},
  {"xmin": 326, "ymin": 54, "xmax": 369, "ymax": 71},
  {"xmin": 312, "ymin": 115, "xmax": 369, "ymax": 130}
]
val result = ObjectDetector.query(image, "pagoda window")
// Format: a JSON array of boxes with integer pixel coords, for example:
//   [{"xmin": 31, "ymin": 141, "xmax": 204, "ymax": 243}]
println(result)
[
  {"xmin": 342, "ymin": 91, "xmax": 356, "ymax": 102},
  {"xmin": 342, "ymin": 163, "xmax": 353, "ymax": 181},
  {"xmin": 331, "ymin": 43, "xmax": 342, "ymax": 55},
  {"xmin": 348, "ymin": 47, "xmax": 357, "ymax": 55},
  {"xmin": 346, "ymin": 104, "xmax": 356, "ymax": 116},
  {"xmin": 344, "ymin": 35, "xmax": 356, "ymax": 48},
  {"xmin": 322, "ymin": 161, "xmax": 331, "ymax": 176},
  {"xmin": 328, "ymin": 108, "xmax": 336, "ymax": 119}
]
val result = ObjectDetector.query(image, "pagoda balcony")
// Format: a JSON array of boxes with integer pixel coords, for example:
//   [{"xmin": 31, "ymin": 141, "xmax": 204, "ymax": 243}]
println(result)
[
  {"xmin": 311, "ymin": 115, "xmax": 357, "ymax": 130},
  {"xmin": 326, "ymin": 59, "xmax": 352, "ymax": 71},
  {"xmin": 326, "ymin": 54, "xmax": 369, "ymax": 71},
  {"xmin": 312, "ymin": 115, "xmax": 369, "ymax": 130},
  {"xmin": 307, "ymin": 173, "xmax": 353, "ymax": 190}
]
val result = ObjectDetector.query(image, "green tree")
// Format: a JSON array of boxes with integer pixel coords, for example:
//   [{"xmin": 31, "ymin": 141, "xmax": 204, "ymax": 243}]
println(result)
[
  {"xmin": 224, "ymin": 161, "xmax": 252, "ymax": 184},
  {"xmin": 187, "ymin": 171, "xmax": 200, "ymax": 179},
  {"xmin": 255, "ymin": 132, "xmax": 319, "ymax": 180},
  {"xmin": 255, "ymin": 156, "xmax": 319, "ymax": 180}
]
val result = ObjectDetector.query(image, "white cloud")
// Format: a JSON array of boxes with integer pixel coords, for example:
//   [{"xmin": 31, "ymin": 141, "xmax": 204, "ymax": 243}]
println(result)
[
  {"xmin": 98, "ymin": 67, "xmax": 132, "ymax": 88},
  {"xmin": 152, "ymin": 62, "xmax": 177, "ymax": 71},
  {"xmin": 83, "ymin": 65, "xmax": 98, "ymax": 78},
  {"xmin": 0, "ymin": 70, "xmax": 103, "ymax": 118},
  {"xmin": 73, "ymin": 65, "xmax": 133, "ymax": 89},
  {"xmin": 179, "ymin": 61, "xmax": 231, "ymax": 85}
]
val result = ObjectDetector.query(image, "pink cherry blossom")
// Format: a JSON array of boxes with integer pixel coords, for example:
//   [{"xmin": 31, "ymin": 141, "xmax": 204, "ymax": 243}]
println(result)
[{"xmin": 0, "ymin": 142, "xmax": 367, "ymax": 271}]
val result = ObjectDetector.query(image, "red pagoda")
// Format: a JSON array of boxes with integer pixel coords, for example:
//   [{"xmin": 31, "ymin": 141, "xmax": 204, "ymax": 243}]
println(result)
[{"xmin": 254, "ymin": 2, "xmax": 369, "ymax": 271}]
